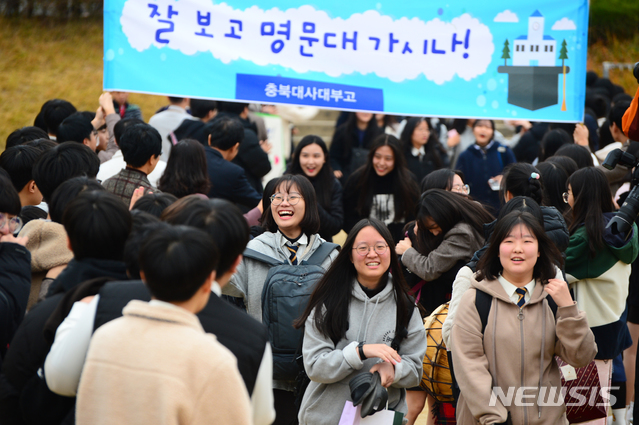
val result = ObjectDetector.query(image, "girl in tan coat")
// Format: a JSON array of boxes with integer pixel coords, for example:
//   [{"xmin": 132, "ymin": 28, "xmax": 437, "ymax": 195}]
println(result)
[{"xmin": 451, "ymin": 211, "xmax": 596, "ymax": 425}]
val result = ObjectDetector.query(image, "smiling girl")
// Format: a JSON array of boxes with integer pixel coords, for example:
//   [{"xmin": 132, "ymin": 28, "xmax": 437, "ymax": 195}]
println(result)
[
  {"xmin": 343, "ymin": 135, "xmax": 420, "ymax": 243},
  {"xmin": 287, "ymin": 136, "xmax": 343, "ymax": 241},
  {"xmin": 451, "ymin": 211, "xmax": 596, "ymax": 425},
  {"xmin": 223, "ymin": 174, "xmax": 339, "ymax": 424},
  {"xmin": 294, "ymin": 218, "xmax": 427, "ymax": 425}
]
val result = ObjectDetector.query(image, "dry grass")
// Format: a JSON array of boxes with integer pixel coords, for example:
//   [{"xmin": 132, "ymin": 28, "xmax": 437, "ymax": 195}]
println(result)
[
  {"xmin": 587, "ymin": 34, "xmax": 639, "ymax": 95},
  {"xmin": 0, "ymin": 17, "xmax": 166, "ymax": 150},
  {"xmin": 1, "ymin": 18, "xmax": 638, "ymax": 151}
]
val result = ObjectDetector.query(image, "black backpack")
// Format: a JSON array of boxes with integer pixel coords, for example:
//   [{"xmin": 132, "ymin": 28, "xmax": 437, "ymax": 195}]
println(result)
[
  {"xmin": 447, "ymin": 289, "xmax": 558, "ymax": 405},
  {"xmin": 242, "ymin": 242, "xmax": 339, "ymax": 382}
]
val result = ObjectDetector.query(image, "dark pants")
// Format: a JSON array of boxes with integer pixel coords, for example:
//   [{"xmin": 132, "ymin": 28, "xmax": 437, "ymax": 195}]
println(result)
[{"xmin": 273, "ymin": 389, "xmax": 298, "ymax": 425}]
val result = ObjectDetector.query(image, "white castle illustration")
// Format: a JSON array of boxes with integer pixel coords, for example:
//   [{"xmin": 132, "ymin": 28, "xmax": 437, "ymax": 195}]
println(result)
[{"xmin": 512, "ymin": 10, "xmax": 556, "ymax": 66}]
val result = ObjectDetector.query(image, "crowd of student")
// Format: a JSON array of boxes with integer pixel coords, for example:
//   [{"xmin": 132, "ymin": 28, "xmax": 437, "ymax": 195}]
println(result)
[{"xmin": 0, "ymin": 68, "xmax": 638, "ymax": 425}]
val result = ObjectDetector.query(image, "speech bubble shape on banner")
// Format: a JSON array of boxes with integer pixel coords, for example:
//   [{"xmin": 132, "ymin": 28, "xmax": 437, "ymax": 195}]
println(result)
[{"xmin": 121, "ymin": 1, "xmax": 494, "ymax": 84}]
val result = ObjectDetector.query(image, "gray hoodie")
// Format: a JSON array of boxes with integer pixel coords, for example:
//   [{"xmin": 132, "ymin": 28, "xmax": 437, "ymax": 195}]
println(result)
[{"xmin": 298, "ymin": 277, "xmax": 427, "ymax": 425}]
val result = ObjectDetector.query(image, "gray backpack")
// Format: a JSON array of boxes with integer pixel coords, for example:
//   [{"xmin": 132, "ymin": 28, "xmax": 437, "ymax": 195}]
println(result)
[{"xmin": 243, "ymin": 242, "xmax": 339, "ymax": 382}]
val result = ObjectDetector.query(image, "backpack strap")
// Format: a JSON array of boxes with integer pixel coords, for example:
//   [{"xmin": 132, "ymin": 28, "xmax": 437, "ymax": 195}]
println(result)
[
  {"xmin": 475, "ymin": 289, "xmax": 493, "ymax": 335},
  {"xmin": 475, "ymin": 288, "xmax": 558, "ymax": 335},
  {"xmin": 242, "ymin": 248, "xmax": 285, "ymax": 267},
  {"xmin": 301, "ymin": 242, "xmax": 340, "ymax": 266}
]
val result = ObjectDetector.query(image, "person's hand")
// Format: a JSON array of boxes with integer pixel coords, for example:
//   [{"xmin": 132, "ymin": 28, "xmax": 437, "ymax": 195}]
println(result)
[
  {"xmin": 129, "ymin": 187, "xmax": 148, "ymax": 210},
  {"xmin": 362, "ymin": 344, "xmax": 401, "ymax": 365},
  {"xmin": 334, "ymin": 170, "xmax": 343, "ymax": 179},
  {"xmin": 370, "ymin": 361, "xmax": 395, "ymax": 388},
  {"xmin": 260, "ymin": 139, "xmax": 272, "ymax": 154},
  {"xmin": 99, "ymin": 92, "xmax": 116, "ymax": 115},
  {"xmin": 257, "ymin": 199, "xmax": 264, "ymax": 214},
  {"xmin": 395, "ymin": 238, "xmax": 412, "ymax": 255},
  {"xmin": 544, "ymin": 279, "xmax": 573, "ymax": 308},
  {"xmin": 447, "ymin": 129, "xmax": 460, "ymax": 148},
  {"xmin": 0, "ymin": 233, "xmax": 28, "ymax": 246},
  {"xmin": 91, "ymin": 106, "xmax": 106, "ymax": 131},
  {"xmin": 574, "ymin": 123, "xmax": 589, "ymax": 147},
  {"xmin": 261, "ymin": 105, "xmax": 278, "ymax": 115}
]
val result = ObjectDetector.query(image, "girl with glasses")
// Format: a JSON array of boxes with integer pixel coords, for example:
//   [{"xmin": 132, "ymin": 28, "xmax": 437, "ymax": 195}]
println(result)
[
  {"xmin": 343, "ymin": 134, "xmax": 420, "ymax": 244},
  {"xmin": 223, "ymin": 174, "xmax": 339, "ymax": 425},
  {"xmin": 420, "ymin": 168, "xmax": 470, "ymax": 196},
  {"xmin": 294, "ymin": 218, "xmax": 427, "ymax": 425},
  {"xmin": 286, "ymin": 135, "xmax": 343, "ymax": 242},
  {"xmin": 0, "ymin": 173, "xmax": 30, "ymax": 364}
]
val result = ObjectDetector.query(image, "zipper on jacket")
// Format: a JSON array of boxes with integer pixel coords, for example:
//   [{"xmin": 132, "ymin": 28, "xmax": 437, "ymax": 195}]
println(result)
[{"xmin": 519, "ymin": 309, "xmax": 528, "ymax": 425}]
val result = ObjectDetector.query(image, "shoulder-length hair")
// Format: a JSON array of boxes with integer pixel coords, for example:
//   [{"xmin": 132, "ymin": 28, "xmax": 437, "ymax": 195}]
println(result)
[
  {"xmin": 476, "ymin": 211, "xmax": 562, "ymax": 284},
  {"xmin": 294, "ymin": 218, "xmax": 413, "ymax": 343},
  {"xmin": 287, "ymin": 135, "xmax": 334, "ymax": 210},
  {"xmin": 354, "ymin": 134, "xmax": 419, "ymax": 221},
  {"xmin": 566, "ymin": 167, "xmax": 614, "ymax": 258},
  {"xmin": 158, "ymin": 139, "xmax": 211, "ymax": 198},
  {"xmin": 415, "ymin": 189, "xmax": 493, "ymax": 254},
  {"xmin": 261, "ymin": 174, "xmax": 321, "ymax": 236},
  {"xmin": 400, "ymin": 117, "xmax": 444, "ymax": 169}
]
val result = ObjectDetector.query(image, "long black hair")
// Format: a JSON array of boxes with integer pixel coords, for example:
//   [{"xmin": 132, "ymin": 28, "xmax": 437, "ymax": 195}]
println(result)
[
  {"xmin": 415, "ymin": 189, "xmax": 493, "ymax": 254},
  {"xmin": 354, "ymin": 134, "xmax": 419, "ymax": 221},
  {"xmin": 294, "ymin": 218, "xmax": 413, "ymax": 343},
  {"xmin": 400, "ymin": 117, "xmax": 445, "ymax": 170},
  {"xmin": 287, "ymin": 135, "xmax": 334, "ymax": 209},
  {"xmin": 566, "ymin": 167, "xmax": 614, "ymax": 258},
  {"xmin": 536, "ymin": 161, "xmax": 570, "ymax": 214}
]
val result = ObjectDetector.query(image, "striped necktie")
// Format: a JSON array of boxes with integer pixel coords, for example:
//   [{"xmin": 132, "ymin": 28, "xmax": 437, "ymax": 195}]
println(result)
[
  {"xmin": 515, "ymin": 287, "xmax": 527, "ymax": 308},
  {"xmin": 287, "ymin": 244, "xmax": 299, "ymax": 265}
]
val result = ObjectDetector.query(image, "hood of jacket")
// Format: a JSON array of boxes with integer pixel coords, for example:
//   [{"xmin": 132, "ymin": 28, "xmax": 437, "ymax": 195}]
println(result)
[
  {"xmin": 47, "ymin": 257, "xmax": 128, "ymax": 297},
  {"xmin": 540, "ymin": 206, "xmax": 569, "ymax": 253},
  {"xmin": 19, "ymin": 219, "xmax": 73, "ymax": 273},
  {"xmin": 602, "ymin": 212, "xmax": 639, "ymax": 264}
]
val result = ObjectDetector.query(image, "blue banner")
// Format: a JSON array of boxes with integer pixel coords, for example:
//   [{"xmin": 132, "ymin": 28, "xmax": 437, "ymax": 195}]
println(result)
[{"xmin": 104, "ymin": 0, "xmax": 589, "ymax": 122}]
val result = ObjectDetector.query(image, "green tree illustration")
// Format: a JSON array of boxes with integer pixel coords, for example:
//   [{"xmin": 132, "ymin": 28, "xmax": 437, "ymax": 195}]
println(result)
[
  {"xmin": 501, "ymin": 39, "xmax": 511, "ymax": 66},
  {"xmin": 559, "ymin": 39, "xmax": 568, "ymax": 111}
]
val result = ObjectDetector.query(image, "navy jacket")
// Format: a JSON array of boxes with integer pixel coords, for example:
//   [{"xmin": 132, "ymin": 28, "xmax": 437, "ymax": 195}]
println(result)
[
  {"xmin": 205, "ymin": 147, "xmax": 261, "ymax": 209},
  {"xmin": 455, "ymin": 141, "xmax": 516, "ymax": 213}
]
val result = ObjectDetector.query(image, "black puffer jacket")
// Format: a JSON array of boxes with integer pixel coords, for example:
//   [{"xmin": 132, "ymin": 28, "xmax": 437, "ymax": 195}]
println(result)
[
  {"xmin": 0, "ymin": 243, "xmax": 31, "ymax": 367},
  {"xmin": 466, "ymin": 205, "xmax": 569, "ymax": 271}
]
